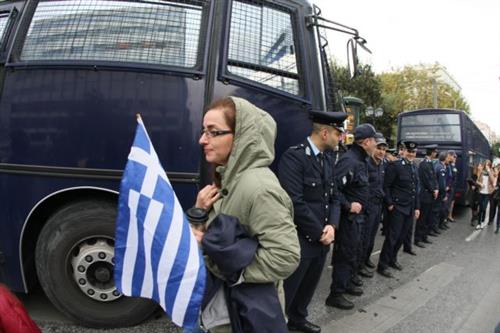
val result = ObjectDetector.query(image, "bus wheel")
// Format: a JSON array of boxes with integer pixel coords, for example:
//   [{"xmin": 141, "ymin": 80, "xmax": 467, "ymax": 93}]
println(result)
[{"xmin": 35, "ymin": 200, "xmax": 157, "ymax": 328}]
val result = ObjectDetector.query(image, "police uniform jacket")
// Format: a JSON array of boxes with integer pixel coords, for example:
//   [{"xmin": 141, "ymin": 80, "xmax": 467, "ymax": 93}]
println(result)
[
  {"xmin": 367, "ymin": 157, "xmax": 385, "ymax": 207},
  {"xmin": 435, "ymin": 161, "xmax": 447, "ymax": 199},
  {"xmin": 384, "ymin": 158, "xmax": 420, "ymax": 216},
  {"xmin": 418, "ymin": 157, "xmax": 438, "ymax": 204},
  {"xmin": 278, "ymin": 140, "xmax": 341, "ymax": 257},
  {"xmin": 334, "ymin": 143, "xmax": 370, "ymax": 213}
]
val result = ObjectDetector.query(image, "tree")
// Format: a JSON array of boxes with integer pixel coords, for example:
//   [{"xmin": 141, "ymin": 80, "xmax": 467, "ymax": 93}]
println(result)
[
  {"xmin": 493, "ymin": 141, "xmax": 500, "ymax": 158},
  {"xmin": 330, "ymin": 63, "xmax": 396, "ymax": 141},
  {"xmin": 378, "ymin": 64, "xmax": 470, "ymax": 144},
  {"xmin": 330, "ymin": 62, "xmax": 470, "ymax": 146},
  {"xmin": 379, "ymin": 63, "xmax": 469, "ymax": 114}
]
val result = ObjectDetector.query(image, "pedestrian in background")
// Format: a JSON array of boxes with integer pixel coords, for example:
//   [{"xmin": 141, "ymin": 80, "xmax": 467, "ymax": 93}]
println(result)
[
  {"xmin": 488, "ymin": 164, "xmax": 499, "ymax": 226},
  {"xmin": 492, "ymin": 174, "xmax": 500, "ymax": 234},
  {"xmin": 278, "ymin": 110, "xmax": 346, "ymax": 333},
  {"xmin": 477, "ymin": 160, "xmax": 495, "ymax": 229}
]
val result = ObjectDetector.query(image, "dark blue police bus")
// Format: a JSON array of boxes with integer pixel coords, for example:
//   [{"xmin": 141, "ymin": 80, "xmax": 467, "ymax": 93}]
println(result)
[
  {"xmin": 397, "ymin": 108, "xmax": 492, "ymax": 205},
  {"xmin": 0, "ymin": 0, "xmax": 368, "ymax": 328}
]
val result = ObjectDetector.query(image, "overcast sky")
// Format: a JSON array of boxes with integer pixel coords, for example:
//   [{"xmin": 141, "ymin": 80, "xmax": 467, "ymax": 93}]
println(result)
[{"xmin": 314, "ymin": 0, "xmax": 500, "ymax": 135}]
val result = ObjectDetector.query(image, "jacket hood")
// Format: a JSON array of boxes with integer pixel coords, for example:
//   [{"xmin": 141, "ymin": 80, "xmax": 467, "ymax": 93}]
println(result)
[{"xmin": 216, "ymin": 97, "xmax": 276, "ymax": 191}]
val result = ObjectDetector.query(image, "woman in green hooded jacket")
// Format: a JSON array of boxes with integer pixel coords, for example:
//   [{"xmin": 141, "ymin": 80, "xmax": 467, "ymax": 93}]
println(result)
[{"xmin": 192, "ymin": 96, "xmax": 300, "ymax": 332}]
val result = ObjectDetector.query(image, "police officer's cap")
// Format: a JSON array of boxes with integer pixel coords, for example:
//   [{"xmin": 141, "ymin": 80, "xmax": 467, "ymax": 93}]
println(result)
[
  {"xmin": 423, "ymin": 144, "xmax": 438, "ymax": 155},
  {"xmin": 354, "ymin": 123, "xmax": 376, "ymax": 140},
  {"xmin": 309, "ymin": 110, "xmax": 347, "ymax": 132},
  {"xmin": 401, "ymin": 140, "xmax": 418, "ymax": 151},
  {"xmin": 387, "ymin": 148, "xmax": 398, "ymax": 157},
  {"xmin": 374, "ymin": 132, "xmax": 387, "ymax": 146}
]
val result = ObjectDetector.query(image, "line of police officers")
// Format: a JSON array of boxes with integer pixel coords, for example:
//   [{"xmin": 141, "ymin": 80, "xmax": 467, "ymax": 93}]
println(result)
[{"xmin": 277, "ymin": 111, "xmax": 454, "ymax": 333}]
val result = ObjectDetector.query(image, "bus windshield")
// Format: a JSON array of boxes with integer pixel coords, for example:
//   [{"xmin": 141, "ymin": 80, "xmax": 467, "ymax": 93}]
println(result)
[{"xmin": 400, "ymin": 113, "xmax": 461, "ymax": 142}]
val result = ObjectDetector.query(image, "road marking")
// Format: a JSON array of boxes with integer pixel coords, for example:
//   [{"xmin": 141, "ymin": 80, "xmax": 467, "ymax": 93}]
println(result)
[
  {"xmin": 465, "ymin": 229, "xmax": 482, "ymax": 242},
  {"xmin": 324, "ymin": 262, "xmax": 463, "ymax": 333}
]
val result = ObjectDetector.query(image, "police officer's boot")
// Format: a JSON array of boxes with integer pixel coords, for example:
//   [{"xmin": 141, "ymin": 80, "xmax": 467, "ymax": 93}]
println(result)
[{"xmin": 325, "ymin": 293, "xmax": 354, "ymax": 310}]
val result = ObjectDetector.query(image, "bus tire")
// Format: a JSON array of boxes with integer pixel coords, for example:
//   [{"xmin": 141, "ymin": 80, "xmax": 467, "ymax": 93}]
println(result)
[{"xmin": 35, "ymin": 200, "xmax": 157, "ymax": 328}]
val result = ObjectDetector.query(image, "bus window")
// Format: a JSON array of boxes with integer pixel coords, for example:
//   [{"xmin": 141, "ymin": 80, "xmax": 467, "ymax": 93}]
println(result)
[
  {"xmin": 0, "ymin": 12, "xmax": 10, "ymax": 45},
  {"xmin": 20, "ymin": 0, "xmax": 204, "ymax": 68},
  {"xmin": 400, "ymin": 113, "xmax": 461, "ymax": 142},
  {"xmin": 227, "ymin": 1, "xmax": 300, "ymax": 95}
]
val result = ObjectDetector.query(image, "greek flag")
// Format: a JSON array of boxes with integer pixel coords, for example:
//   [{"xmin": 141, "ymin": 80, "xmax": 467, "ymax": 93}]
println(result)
[{"xmin": 114, "ymin": 116, "xmax": 206, "ymax": 330}]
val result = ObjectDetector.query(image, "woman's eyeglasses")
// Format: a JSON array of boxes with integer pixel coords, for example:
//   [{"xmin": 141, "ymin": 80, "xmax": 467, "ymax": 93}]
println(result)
[{"xmin": 200, "ymin": 129, "xmax": 233, "ymax": 138}]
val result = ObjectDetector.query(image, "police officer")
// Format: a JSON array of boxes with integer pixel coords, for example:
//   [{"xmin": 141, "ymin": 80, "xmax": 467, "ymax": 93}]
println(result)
[
  {"xmin": 414, "ymin": 145, "xmax": 439, "ymax": 246},
  {"xmin": 402, "ymin": 144, "xmax": 419, "ymax": 256},
  {"xmin": 446, "ymin": 150, "xmax": 458, "ymax": 223},
  {"xmin": 381, "ymin": 147, "xmax": 398, "ymax": 236},
  {"xmin": 325, "ymin": 123, "xmax": 377, "ymax": 310},
  {"xmin": 377, "ymin": 141, "xmax": 420, "ymax": 278},
  {"xmin": 359, "ymin": 133, "xmax": 387, "ymax": 275},
  {"xmin": 278, "ymin": 110, "xmax": 346, "ymax": 333},
  {"xmin": 435, "ymin": 152, "xmax": 450, "ymax": 230}
]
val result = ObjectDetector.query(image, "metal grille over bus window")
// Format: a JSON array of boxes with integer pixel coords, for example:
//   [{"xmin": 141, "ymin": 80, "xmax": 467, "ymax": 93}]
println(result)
[
  {"xmin": 0, "ymin": 12, "xmax": 10, "ymax": 45},
  {"xmin": 227, "ymin": 1, "xmax": 300, "ymax": 95},
  {"xmin": 19, "ymin": 0, "xmax": 208, "ymax": 68}
]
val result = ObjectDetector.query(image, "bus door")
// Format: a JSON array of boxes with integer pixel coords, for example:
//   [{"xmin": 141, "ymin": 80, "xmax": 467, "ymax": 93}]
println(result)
[{"xmin": 211, "ymin": 0, "xmax": 316, "ymax": 170}]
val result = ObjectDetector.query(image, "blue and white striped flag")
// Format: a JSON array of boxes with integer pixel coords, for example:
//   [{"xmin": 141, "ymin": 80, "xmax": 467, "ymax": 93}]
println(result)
[{"xmin": 114, "ymin": 116, "xmax": 206, "ymax": 330}]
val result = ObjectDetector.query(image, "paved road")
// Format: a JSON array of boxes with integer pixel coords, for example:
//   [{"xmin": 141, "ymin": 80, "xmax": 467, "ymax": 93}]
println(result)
[{"xmin": 23, "ymin": 206, "xmax": 500, "ymax": 332}]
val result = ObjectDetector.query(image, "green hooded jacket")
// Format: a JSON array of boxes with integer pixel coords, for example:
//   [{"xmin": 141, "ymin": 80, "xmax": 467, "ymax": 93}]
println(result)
[{"xmin": 208, "ymin": 96, "xmax": 300, "ymax": 283}]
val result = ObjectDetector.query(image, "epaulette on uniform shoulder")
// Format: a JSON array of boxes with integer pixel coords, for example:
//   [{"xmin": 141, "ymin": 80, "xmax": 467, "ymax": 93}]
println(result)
[{"xmin": 290, "ymin": 143, "xmax": 305, "ymax": 150}]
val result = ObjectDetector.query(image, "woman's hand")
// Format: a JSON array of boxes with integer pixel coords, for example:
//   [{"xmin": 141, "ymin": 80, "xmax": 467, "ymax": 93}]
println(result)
[{"xmin": 195, "ymin": 184, "xmax": 220, "ymax": 211}]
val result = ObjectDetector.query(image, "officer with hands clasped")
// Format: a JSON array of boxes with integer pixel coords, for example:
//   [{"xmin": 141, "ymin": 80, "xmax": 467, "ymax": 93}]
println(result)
[
  {"xmin": 325, "ymin": 123, "xmax": 377, "ymax": 311},
  {"xmin": 377, "ymin": 141, "xmax": 420, "ymax": 278},
  {"xmin": 278, "ymin": 110, "xmax": 347, "ymax": 333}
]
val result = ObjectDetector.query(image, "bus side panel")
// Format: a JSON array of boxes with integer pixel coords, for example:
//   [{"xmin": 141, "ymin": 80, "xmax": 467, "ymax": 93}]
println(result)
[
  {"xmin": 0, "ymin": 69, "xmax": 204, "ymax": 291},
  {"xmin": 0, "ymin": 69, "xmax": 204, "ymax": 172},
  {"xmin": 0, "ymin": 175, "xmax": 115, "ymax": 291}
]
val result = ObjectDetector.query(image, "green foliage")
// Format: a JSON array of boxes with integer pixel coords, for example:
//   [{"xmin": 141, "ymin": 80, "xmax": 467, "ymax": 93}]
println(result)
[
  {"xmin": 493, "ymin": 141, "xmax": 500, "ymax": 158},
  {"xmin": 330, "ymin": 62, "xmax": 471, "ymax": 146},
  {"xmin": 378, "ymin": 64, "xmax": 470, "ymax": 114}
]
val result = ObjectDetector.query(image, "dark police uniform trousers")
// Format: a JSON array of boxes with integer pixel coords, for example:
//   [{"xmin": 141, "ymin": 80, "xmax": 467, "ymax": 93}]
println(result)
[
  {"xmin": 434, "ymin": 162, "xmax": 448, "ymax": 227},
  {"xmin": 330, "ymin": 144, "xmax": 370, "ymax": 295},
  {"xmin": 360, "ymin": 158, "xmax": 385, "ymax": 267},
  {"xmin": 378, "ymin": 158, "xmax": 419, "ymax": 270},
  {"xmin": 403, "ymin": 163, "xmax": 419, "ymax": 252},
  {"xmin": 278, "ymin": 140, "xmax": 340, "ymax": 324},
  {"xmin": 415, "ymin": 157, "xmax": 438, "ymax": 242}
]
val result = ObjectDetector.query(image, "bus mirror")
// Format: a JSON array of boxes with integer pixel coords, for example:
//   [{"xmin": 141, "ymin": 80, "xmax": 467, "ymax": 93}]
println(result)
[
  {"xmin": 347, "ymin": 38, "xmax": 358, "ymax": 79},
  {"xmin": 347, "ymin": 37, "xmax": 372, "ymax": 79}
]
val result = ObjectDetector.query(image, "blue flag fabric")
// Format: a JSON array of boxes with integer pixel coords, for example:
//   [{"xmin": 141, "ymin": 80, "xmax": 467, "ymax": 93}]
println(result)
[{"xmin": 114, "ymin": 117, "xmax": 205, "ymax": 330}]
